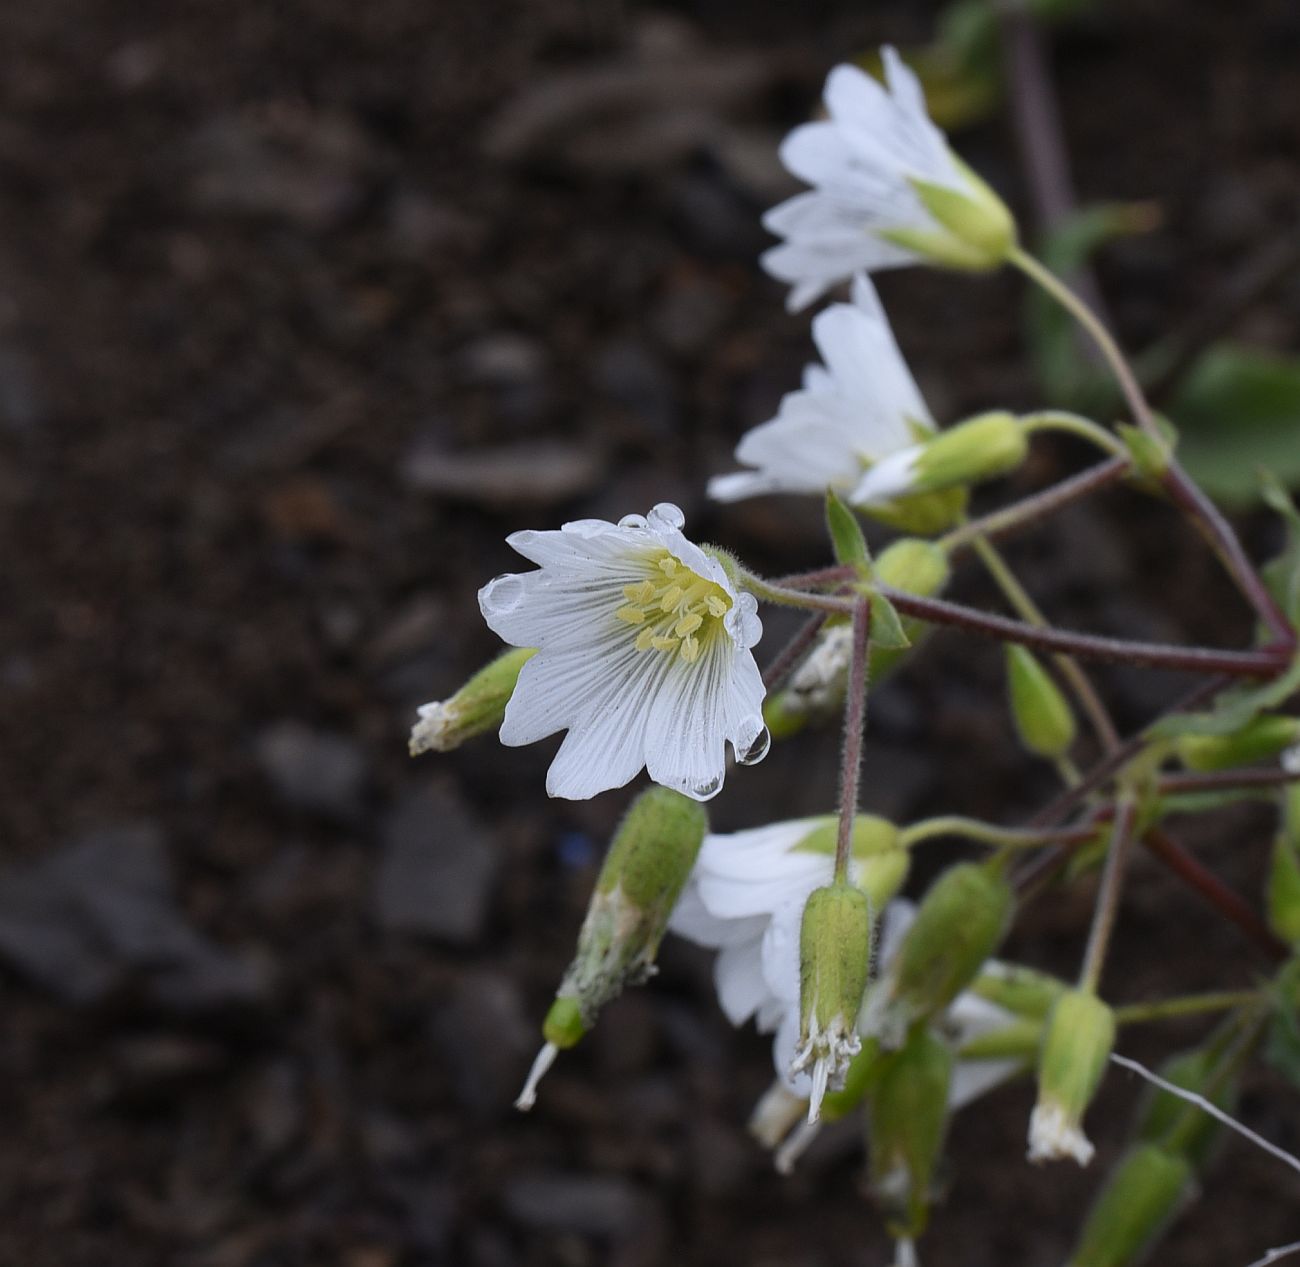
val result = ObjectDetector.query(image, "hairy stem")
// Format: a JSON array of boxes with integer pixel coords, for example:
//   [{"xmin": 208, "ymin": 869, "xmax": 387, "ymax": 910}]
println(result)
[
  {"xmin": 1114, "ymin": 989, "xmax": 1263, "ymax": 1027},
  {"xmin": 762, "ymin": 611, "xmax": 828, "ymax": 691},
  {"xmin": 1079, "ymin": 794, "xmax": 1140, "ymax": 992},
  {"xmin": 834, "ymin": 597, "xmax": 871, "ymax": 884},
  {"xmin": 898, "ymin": 815, "xmax": 1096, "ymax": 851}
]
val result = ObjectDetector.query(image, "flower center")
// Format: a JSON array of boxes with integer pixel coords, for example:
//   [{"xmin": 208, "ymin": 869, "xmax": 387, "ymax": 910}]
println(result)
[{"xmin": 613, "ymin": 549, "xmax": 732, "ymax": 665}]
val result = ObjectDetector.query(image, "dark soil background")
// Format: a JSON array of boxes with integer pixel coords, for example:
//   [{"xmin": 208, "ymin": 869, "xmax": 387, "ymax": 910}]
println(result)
[{"xmin": 2, "ymin": 1, "xmax": 1299, "ymax": 1264}]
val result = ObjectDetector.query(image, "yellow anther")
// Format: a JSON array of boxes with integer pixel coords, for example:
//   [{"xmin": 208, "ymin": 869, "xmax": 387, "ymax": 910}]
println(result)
[
  {"xmin": 681, "ymin": 580, "xmax": 711, "ymax": 606},
  {"xmin": 624, "ymin": 581, "xmax": 655, "ymax": 604},
  {"xmin": 660, "ymin": 585, "xmax": 684, "ymax": 611},
  {"xmin": 706, "ymin": 595, "xmax": 728, "ymax": 618},
  {"xmin": 675, "ymin": 613, "xmax": 703, "ymax": 637},
  {"xmin": 658, "ymin": 557, "xmax": 678, "ymax": 576},
  {"xmin": 681, "ymin": 635, "xmax": 701, "ymax": 664},
  {"xmin": 615, "ymin": 605, "xmax": 648, "ymax": 625},
  {"xmin": 651, "ymin": 635, "xmax": 680, "ymax": 653},
  {"xmin": 635, "ymin": 628, "xmax": 656, "ymax": 652}
]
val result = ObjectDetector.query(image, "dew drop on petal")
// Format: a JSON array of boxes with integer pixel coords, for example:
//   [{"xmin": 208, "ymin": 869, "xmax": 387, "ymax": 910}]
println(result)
[
  {"xmin": 647, "ymin": 502, "xmax": 685, "ymax": 531},
  {"xmin": 480, "ymin": 573, "xmax": 525, "ymax": 615},
  {"xmin": 734, "ymin": 717, "xmax": 771, "ymax": 766},
  {"xmin": 690, "ymin": 772, "xmax": 723, "ymax": 801},
  {"xmin": 618, "ymin": 513, "xmax": 648, "ymax": 530}
]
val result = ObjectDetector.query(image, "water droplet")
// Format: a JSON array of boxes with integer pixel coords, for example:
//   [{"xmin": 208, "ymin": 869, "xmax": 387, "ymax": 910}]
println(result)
[
  {"xmin": 647, "ymin": 502, "xmax": 685, "ymax": 531},
  {"xmin": 735, "ymin": 718, "xmax": 771, "ymax": 766},
  {"xmin": 689, "ymin": 773, "xmax": 722, "ymax": 801},
  {"xmin": 618, "ymin": 513, "xmax": 648, "ymax": 529},
  {"xmin": 480, "ymin": 573, "xmax": 525, "ymax": 615}
]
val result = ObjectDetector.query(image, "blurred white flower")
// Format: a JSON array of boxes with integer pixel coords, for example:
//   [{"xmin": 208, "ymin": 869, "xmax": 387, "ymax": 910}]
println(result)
[
  {"xmin": 669, "ymin": 823, "xmax": 1022, "ymax": 1110},
  {"xmin": 708, "ymin": 274, "xmax": 935, "ymax": 510},
  {"xmin": 479, "ymin": 502, "xmax": 769, "ymax": 801},
  {"xmin": 762, "ymin": 48, "xmax": 1015, "ymax": 311}
]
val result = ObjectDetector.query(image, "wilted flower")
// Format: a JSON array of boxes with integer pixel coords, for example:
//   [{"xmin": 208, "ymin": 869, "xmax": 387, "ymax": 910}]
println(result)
[
  {"xmin": 479, "ymin": 502, "xmax": 768, "ymax": 801},
  {"xmin": 762, "ymin": 47, "xmax": 1016, "ymax": 311}
]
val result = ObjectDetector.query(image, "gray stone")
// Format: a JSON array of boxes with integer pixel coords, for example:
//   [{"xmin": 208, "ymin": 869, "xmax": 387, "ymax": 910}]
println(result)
[
  {"xmin": 401, "ymin": 439, "xmax": 603, "ymax": 507},
  {"xmin": 255, "ymin": 720, "xmax": 368, "ymax": 822},
  {"xmin": 373, "ymin": 785, "xmax": 497, "ymax": 944}
]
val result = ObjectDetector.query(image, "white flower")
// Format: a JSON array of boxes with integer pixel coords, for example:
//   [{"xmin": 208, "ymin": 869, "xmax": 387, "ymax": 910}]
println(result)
[
  {"xmin": 669, "ymin": 823, "xmax": 1023, "ymax": 1154},
  {"xmin": 762, "ymin": 48, "xmax": 1015, "ymax": 312},
  {"xmin": 708, "ymin": 274, "xmax": 935, "ymax": 510},
  {"xmin": 479, "ymin": 502, "xmax": 769, "ymax": 802}
]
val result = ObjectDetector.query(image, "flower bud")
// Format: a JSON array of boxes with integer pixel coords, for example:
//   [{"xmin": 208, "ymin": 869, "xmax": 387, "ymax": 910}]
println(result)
[
  {"xmin": 1174, "ymin": 715, "xmax": 1300, "ymax": 773},
  {"xmin": 868, "ymin": 486, "xmax": 969, "ymax": 537},
  {"xmin": 410, "ymin": 647, "xmax": 536, "ymax": 754},
  {"xmin": 872, "ymin": 863, "xmax": 1014, "ymax": 1045},
  {"xmin": 1006, "ymin": 645, "xmax": 1077, "ymax": 760},
  {"xmin": 870, "ymin": 539, "xmax": 953, "ymax": 682},
  {"xmin": 868, "ymin": 1025, "xmax": 954, "ymax": 1239},
  {"xmin": 792, "ymin": 882, "xmax": 874, "ymax": 1122},
  {"xmin": 911, "ymin": 412, "xmax": 1029, "ymax": 495},
  {"xmin": 886, "ymin": 159, "xmax": 1017, "ymax": 272},
  {"xmin": 748, "ymin": 1081, "xmax": 808, "ymax": 1150},
  {"xmin": 1134, "ymin": 1047, "xmax": 1238, "ymax": 1171},
  {"xmin": 1065, "ymin": 1144, "xmax": 1193, "ymax": 1267},
  {"xmin": 970, "ymin": 962, "xmax": 1067, "ymax": 1019},
  {"xmin": 1028, "ymin": 989, "xmax": 1115, "ymax": 1165},
  {"xmin": 516, "ymin": 787, "xmax": 707, "ymax": 1110}
]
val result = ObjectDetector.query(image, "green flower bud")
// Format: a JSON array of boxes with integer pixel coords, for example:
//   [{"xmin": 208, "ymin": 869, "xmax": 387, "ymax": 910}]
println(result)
[
  {"xmin": 1006, "ymin": 645, "xmax": 1077, "ymax": 760},
  {"xmin": 910, "ymin": 412, "xmax": 1030, "ymax": 496},
  {"xmin": 868, "ymin": 1025, "xmax": 954, "ymax": 1239},
  {"xmin": 794, "ymin": 883, "xmax": 874, "ymax": 1121},
  {"xmin": 409, "ymin": 647, "xmax": 537, "ymax": 754},
  {"xmin": 1174, "ymin": 715, "xmax": 1300, "ymax": 772},
  {"xmin": 1135, "ymin": 1047, "xmax": 1238, "ymax": 1171},
  {"xmin": 870, "ymin": 538, "xmax": 953, "ymax": 683},
  {"xmin": 867, "ymin": 485, "xmax": 969, "ymax": 536},
  {"xmin": 875, "ymin": 863, "xmax": 1014, "ymax": 1044},
  {"xmin": 1029, "ymin": 989, "xmax": 1116, "ymax": 1165},
  {"xmin": 970, "ymin": 963, "xmax": 1067, "ymax": 1019},
  {"xmin": 883, "ymin": 159, "xmax": 1017, "ymax": 272},
  {"xmin": 516, "ymin": 787, "xmax": 707, "ymax": 1110},
  {"xmin": 1267, "ymin": 829, "xmax": 1300, "ymax": 945},
  {"xmin": 1065, "ymin": 1144, "xmax": 1193, "ymax": 1267},
  {"xmin": 792, "ymin": 815, "xmax": 911, "ymax": 909}
]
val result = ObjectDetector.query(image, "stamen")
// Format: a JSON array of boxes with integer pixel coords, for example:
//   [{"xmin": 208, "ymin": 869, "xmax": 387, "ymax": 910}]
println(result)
[
  {"xmin": 658, "ymin": 557, "xmax": 678, "ymax": 576},
  {"xmin": 635, "ymin": 628, "xmax": 656, "ymax": 652},
  {"xmin": 651, "ymin": 635, "xmax": 680, "ymax": 653},
  {"xmin": 681, "ymin": 635, "xmax": 701, "ymax": 663},
  {"xmin": 615, "ymin": 605, "xmax": 648, "ymax": 625},
  {"xmin": 675, "ymin": 613, "xmax": 703, "ymax": 637},
  {"xmin": 706, "ymin": 595, "xmax": 728, "ymax": 618},
  {"xmin": 659, "ymin": 585, "xmax": 683, "ymax": 611}
]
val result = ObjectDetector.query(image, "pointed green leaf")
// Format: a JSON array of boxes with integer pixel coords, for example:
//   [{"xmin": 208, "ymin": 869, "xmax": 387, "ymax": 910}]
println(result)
[
  {"xmin": 826, "ymin": 490, "xmax": 871, "ymax": 576},
  {"xmin": 869, "ymin": 591, "xmax": 912, "ymax": 651}
]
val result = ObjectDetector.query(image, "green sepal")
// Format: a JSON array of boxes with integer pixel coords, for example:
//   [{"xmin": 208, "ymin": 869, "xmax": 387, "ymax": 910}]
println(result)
[
  {"xmin": 868, "ymin": 589, "xmax": 912, "ymax": 650},
  {"xmin": 826, "ymin": 490, "xmax": 871, "ymax": 576},
  {"xmin": 1117, "ymin": 421, "xmax": 1174, "ymax": 486},
  {"xmin": 1006, "ymin": 645, "xmax": 1077, "ymax": 759}
]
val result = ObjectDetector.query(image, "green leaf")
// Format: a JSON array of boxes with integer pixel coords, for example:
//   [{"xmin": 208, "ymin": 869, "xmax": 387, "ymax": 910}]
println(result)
[
  {"xmin": 1026, "ymin": 203, "xmax": 1161, "ymax": 408},
  {"xmin": 1259, "ymin": 473, "xmax": 1300, "ymax": 626},
  {"xmin": 826, "ymin": 490, "xmax": 871, "ymax": 576},
  {"xmin": 1150, "ymin": 656, "xmax": 1300, "ymax": 739},
  {"xmin": 1169, "ymin": 344, "xmax": 1300, "ymax": 508},
  {"xmin": 869, "ymin": 592, "xmax": 912, "ymax": 651},
  {"xmin": 1265, "ymin": 959, "xmax": 1300, "ymax": 1090}
]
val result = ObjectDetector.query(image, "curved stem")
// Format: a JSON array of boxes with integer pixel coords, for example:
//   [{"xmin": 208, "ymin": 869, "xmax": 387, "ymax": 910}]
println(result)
[
  {"xmin": 968, "ymin": 531, "xmax": 1121, "ymax": 750},
  {"xmin": 762, "ymin": 611, "xmax": 828, "ymax": 692},
  {"xmin": 1020, "ymin": 410, "xmax": 1129, "ymax": 459},
  {"xmin": 1114, "ymin": 989, "xmax": 1263, "ymax": 1027},
  {"xmin": 898, "ymin": 815, "xmax": 1095, "ymax": 851},
  {"xmin": 1009, "ymin": 245, "xmax": 1157, "ymax": 436}
]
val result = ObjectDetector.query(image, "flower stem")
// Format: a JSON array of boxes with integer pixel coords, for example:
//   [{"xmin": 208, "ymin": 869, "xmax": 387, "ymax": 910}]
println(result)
[
  {"xmin": 834, "ymin": 597, "xmax": 871, "ymax": 884},
  {"xmin": 898, "ymin": 815, "xmax": 1095, "ymax": 851},
  {"xmin": 1010, "ymin": 245, "xmax": 1296, "ymax": 647},
  {"xmin": 1019, "ymin": 410, "xmax": 1129, "ymax": 458},
  {"xmin": 967, "ymin": 531, "xmax": 1121, "ymax": 750},
  {"xmin": 762, "ymin": 611, "xmax": 828, "ymax": 691},
  {"xmin": 1078, "ymin": 792, "xmax": 1139, "ymax": 993},
  {"xmin": 1114, "ymin": 989, "xmax": 1263, "ymax": 1027},
  {"xmin": 938, "ymin": 457, "xmax": 1129, "ymax": 553},
  {"xmin": 879, "ymin": 585, "xmax": 1285, "ymax": 678},
  {"xmin": 1141, "ymin": 825, "xmax": 1287, "ymax": 961},
  {"xmin": 1158, "ymin": 767, "xmax": 1300, "ymax": 795}
]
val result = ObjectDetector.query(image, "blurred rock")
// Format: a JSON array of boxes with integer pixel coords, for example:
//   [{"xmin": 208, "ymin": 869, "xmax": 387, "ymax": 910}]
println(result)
[
  {"xmin": 401, "ymin": 439, "xmax": 603, "ymax": 507},
  {"xmin": 649, "ymin": 275, "xmax": 732, "ymax": 359},
  {"xmin": 255, "ymin": 721, "xmax": 369, "ymax": 822},
  {"xmin": 0, "ymin": 824, "xmax": 267, "ymax": 1011},
  {"xmin": 592, "ymin": 339, "xmax": 676, "ymax": 434},
  {"xmin": 373, "ymin": 784, "xmax": 498, "ymax": 944},
  {"xmin": 432, "ymin": 971, "xmax": 533, "ymax": 1118},
  {"xmin": 189, "ymin": 107, "xmax": 374, "ymax": 230}
]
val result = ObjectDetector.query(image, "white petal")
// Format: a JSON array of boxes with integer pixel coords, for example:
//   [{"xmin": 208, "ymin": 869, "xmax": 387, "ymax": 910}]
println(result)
[
  {"xmin": 774, "ymin": 1006, "xmax": 813, "ymax": 1097},
  {"xmin": 849, "ymin": 446, "xmax": 923, "ymax": 506},
  {"xmin": 761, "ymin": 891, "xmax": 819, "ymax": 1007},
  {"xmin": 877, "ymin": 899, "xmax": 917, "ymax": 964},
  {"xmin": 714, "ymin": 941, "xmax": 771, "ymax": 1025},
  {"xmin": 668, "ymin": 883, "xmax": 768, "ymax": 949}
]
